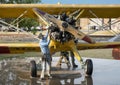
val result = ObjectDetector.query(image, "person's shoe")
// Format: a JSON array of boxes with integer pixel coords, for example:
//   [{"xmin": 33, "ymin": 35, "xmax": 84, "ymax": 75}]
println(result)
[
  {"xmin": 56, "ymin": 63, "xmax": 61, "ymax": 68},
  {"xmin": 47, "ymin": 74, "xmax": 52, "ymax": 79},
  {"xmin": 40, "ymin": 77, "xmax": 45, "ymax": 81},
  {"xmin": 30, "ymin": 76, "xmax": 34, "ymax": 79},
  {"xmin": 48, "ymin": 75, "xmax": 52, "ymax": 79},
  {"xmin": 73, "ymin": 64, "xmax": 78, "ymax": 68},
  {"xmin": 37, "ymin": 78, "xmax": 45, "ymax": 83},
  {"xmin": 67, "ymin": 63, "xmax": 71, "ymax": 68}
]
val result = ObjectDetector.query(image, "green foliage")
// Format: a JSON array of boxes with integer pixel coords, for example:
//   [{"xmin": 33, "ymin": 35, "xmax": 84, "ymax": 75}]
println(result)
[
  {"xmin": 19, "ymin": 18, "xmax": 39, "ymax": 31},
  {"xmin": 0, "ymin": 0, "xmax": 41, "ymax": 31}
]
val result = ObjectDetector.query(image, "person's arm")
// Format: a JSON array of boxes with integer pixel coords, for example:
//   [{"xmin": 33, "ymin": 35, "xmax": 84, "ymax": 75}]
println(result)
[
  {"xmin": 44, "ymin": 29, "xmax": 50, "ymax": 45},
  {"xmin": 47, "ymin": 35, "xmax": 50, "ymax": 45},
  {"xmin": 44, "ymin": 30, "xmax": 49, "ymax": 39}
]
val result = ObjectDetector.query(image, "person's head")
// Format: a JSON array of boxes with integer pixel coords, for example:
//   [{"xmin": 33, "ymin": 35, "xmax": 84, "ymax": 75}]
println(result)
[{"xmin": 38, "ymin": 33, "xmax": 44, "ymax": 39}]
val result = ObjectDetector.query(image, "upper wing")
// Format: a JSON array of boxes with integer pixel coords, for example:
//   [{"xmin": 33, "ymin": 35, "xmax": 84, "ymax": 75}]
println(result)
[{"xmin": 0, "ymin": 4, "xmax": 120, "ymax": 18}]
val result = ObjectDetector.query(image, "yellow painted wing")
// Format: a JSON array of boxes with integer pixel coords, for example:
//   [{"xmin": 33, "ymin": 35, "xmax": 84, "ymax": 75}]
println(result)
[
  {"xmin": 0, "ymin": 43, "xmax": 40, "ymax": 54},
  {"xmin": 0, "ymin": 4, "xmax": 120, "ymax": 18},
  {"xmin": 1, "ymin": 41, "xmax": 120, "ymax": 54},
  {"xmin": 77, "ymin": 42, "xmax": 120, "ymax": 50}
]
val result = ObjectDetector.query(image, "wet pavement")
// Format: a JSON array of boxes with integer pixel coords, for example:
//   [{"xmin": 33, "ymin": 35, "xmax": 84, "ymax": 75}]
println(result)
[{"xmin": 0, "ymin": 57, "xmax": 120, "ymax": 85}]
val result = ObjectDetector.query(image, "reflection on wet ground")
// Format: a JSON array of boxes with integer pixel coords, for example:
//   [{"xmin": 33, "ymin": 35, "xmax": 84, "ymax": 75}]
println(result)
[{"xmin": 0, "ymin": 57, "xmax": 120, "ymax": 85}]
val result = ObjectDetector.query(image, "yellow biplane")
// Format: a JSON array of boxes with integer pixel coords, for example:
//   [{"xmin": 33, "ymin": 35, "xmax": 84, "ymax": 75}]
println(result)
[{"xmin": 1, "ymin": 4, "xmax": 120, "ymax": 77}]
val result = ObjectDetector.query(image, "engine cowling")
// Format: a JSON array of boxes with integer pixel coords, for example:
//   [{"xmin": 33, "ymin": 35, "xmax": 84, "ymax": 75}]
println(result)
[
  {"xmin": 49, "ymin": 25, "xmax": 73, "ymax": 43},
  {"xmin": 62, "ymin": 22, "xmax": 68, "ymax": 28}
]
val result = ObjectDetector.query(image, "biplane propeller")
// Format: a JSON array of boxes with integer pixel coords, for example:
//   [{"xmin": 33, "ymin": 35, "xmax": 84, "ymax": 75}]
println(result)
[{"xmin": 33, "ymin": 8, "xmax": 95, "ymax": 44}]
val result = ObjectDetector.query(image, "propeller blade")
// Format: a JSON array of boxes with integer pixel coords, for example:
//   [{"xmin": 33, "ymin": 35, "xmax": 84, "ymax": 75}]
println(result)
[
  {"xmin": 33, "ymin": 8, "xmax": 95, "ymax": 44},
  {"xmin": 33, "ymin": 8, "xmax": 64, "ymax": 31},
  {"xmin": 64, "ymin": 23, "xmax": 95, "ymax": 43}
]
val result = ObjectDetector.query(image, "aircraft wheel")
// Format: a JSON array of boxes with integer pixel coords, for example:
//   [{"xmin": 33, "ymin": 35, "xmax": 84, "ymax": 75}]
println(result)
[
  {"xmin": 30, "ymin": 60, "xmax": 37, "ymax": 77},
  {"xmin": 84, "ymin": 59, "xmax": 93, "ymax": 76}
]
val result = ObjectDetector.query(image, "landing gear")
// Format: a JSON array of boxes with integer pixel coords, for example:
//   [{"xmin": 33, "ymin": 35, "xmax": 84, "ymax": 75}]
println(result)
[
  {"xmin": 84, "ymin": 59, "xmax": 93, "ymax": 76},
  {"xmin": 30, "ymin": 60, "xmax": 37, "ymax": 77}
]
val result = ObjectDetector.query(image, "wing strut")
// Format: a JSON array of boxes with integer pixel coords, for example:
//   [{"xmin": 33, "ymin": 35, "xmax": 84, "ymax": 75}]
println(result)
[
  {"xmin": 69, "ymin": 9, "xmax": 81, "ymax": 17},
  {"xmin": 33, "ymin": 9, "xmax": 49, "ymax": 26},
  {"xmin": 75, "ymin": 9, "xmax": 85, "ymax": 20},
  {"xmin": 0, "ymin": 20, "xmax": 40, "ymax": 40},
  {"xmin": 69, "ymin": 9, "xmax": 85, "ymax": 21},
  {"xmin": 87, "ymin": 9, "xmax": 119, "ymax": 35},
  {"xmin": 10, "ymin": 10, "xmax": 28, "ymax": 25}
]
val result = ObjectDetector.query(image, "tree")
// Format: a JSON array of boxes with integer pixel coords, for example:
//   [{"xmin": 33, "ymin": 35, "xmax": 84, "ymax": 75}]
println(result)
[
  {"xmin": 19, "ymin": 18, "xmax": 39, "ymax": 31},
  {"xmin": 0, "ymin": 0, "xmax": 41, "ymax": 31}
]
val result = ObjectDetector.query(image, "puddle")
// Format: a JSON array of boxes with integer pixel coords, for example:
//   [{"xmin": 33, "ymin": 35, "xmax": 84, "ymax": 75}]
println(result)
[{"xmin": 0, "ymin": 57, "xmax": 120, "ymax": 85}]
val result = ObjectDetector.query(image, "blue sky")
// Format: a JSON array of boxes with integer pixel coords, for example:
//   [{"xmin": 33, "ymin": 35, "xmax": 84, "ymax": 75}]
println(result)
[{"xmin": 41, "ymin": 0, "xmax": 120, "ymax": 4}]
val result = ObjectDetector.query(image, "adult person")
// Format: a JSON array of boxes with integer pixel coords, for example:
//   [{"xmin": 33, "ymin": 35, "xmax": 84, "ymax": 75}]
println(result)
[
  {"xmin": 38, "ymin": 29, "xmax": 52, "ymax": 80},
  {"xmin": 57, "ymin": 13, "xmax": 78, "ymax": 68},
  {"xmin": 70, "ymin": 51, "xmax": 78, "ymax": 68},
  {"xmin": 57, "ymin": 51, "xmax": 78, "ymax": 68},
  {"xmin": 57, "ymin": 51, "xmax": 71, "ymax": 68}
]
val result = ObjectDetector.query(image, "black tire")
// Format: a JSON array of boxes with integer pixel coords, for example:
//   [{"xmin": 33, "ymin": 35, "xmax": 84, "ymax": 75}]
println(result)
[
  {"xmin": 30, "ymin": 60, "xmax": 37, "ymax": 77},
  {"xmin": 85, "ymin": 59, "xmax": 93, "ymax": 76}
]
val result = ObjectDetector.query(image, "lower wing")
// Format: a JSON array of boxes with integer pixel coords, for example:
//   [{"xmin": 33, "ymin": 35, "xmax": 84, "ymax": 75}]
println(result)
[
  {"xmin": 0, "ymin": 42, "xmax": 120, "ymax": 54},
  {"xmin": 77, "ymin": 42, "xmax": 120, "ymax": 50},
  {"xmin": 0, "ymin": 43, "xmax": 40, "ymax": 54}
]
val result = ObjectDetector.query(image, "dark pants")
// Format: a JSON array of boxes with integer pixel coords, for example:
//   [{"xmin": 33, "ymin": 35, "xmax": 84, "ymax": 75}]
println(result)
[
  {"xmin": 70, "ymin": 51, "xmax": 76, "ymax": 66},
  {"xmin": 40, "ymin": 54, "xmax": 51, "ymax": 78}
]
